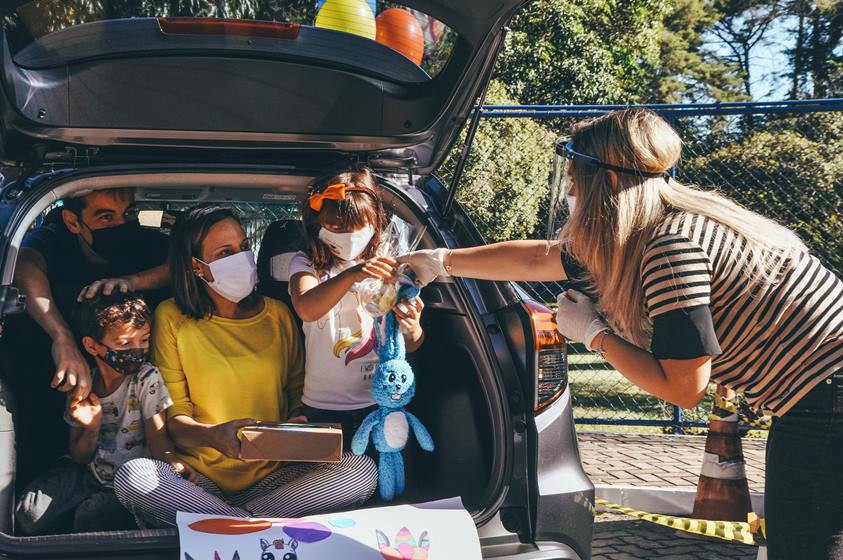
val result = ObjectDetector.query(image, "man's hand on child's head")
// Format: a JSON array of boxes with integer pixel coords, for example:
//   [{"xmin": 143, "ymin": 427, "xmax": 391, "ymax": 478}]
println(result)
[
  {"xmin": 76, "ymin": 276, "xmax": 135, "ymax": 302},
  {"xmin": 69, "ymin": 393, "xmax": 102, "ymax": 430},
  {"xmin": 169, "ymin": 459, "xmax": 198, "ymax": 483}
]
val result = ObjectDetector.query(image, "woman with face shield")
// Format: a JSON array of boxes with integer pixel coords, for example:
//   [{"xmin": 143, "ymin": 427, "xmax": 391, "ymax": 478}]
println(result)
[{"xmin": 399, "ymin": 108, "xmax": 843, "ymax": 559}]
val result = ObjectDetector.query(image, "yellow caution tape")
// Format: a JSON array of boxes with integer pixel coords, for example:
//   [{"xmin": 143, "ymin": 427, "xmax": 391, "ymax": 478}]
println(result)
[{"xmin": 595, "ymin": 498, "xmax": 762, "ymax": 546}]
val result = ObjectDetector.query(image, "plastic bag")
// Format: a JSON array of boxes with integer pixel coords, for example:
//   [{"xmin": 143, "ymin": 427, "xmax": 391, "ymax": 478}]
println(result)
[{"xmin": 355, "ymin": 215, "xmax": 426, "ymax": 317}]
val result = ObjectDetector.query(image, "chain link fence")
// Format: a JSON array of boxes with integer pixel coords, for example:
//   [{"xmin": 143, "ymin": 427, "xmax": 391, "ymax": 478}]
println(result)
[{"xmin": 438, "ymin": 98, "xmax": 843, "ymax": 431}]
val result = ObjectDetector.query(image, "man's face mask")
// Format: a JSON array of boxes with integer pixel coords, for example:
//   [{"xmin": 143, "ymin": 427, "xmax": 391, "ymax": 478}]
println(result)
[
  {"xmin": 196, "ymin": 250, "xmax": 258, "ymax": 303},
  {"xmin": 319, "ymin": 225, "xmax": 375, "ymax": 261},
  {"xmin": 98, "ymin": 345, "xmax": 148, "ymax": 376}
]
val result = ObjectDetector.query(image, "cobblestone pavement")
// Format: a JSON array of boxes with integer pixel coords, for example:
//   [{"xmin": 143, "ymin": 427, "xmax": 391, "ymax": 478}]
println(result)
[
  {"xmin": 579, "ymin": 432, "xmax": 767, "ymax": 559},
  {"xmin": 593, "ymin": 513, "xmax": 758, "ymax": 560},
  {"xmin": 579, "ymin": 432, "xmax": 766, "ymax": 492}
]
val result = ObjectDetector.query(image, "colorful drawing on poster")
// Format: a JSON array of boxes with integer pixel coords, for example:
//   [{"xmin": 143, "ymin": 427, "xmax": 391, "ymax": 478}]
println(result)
[
  {"xmin": 189, "ymin": 518, "xmax": 272, "ymax": 535},
  {"xmin": 282, "ymin": 521, "xmax": 333, "ymax": 543},
  {"xmin": 375, "ymin": 527, "xmax": 430, "ymax": 560},
  {"xmin": 329, "ymin": 517, "xmax": 357, "ymax": 528}
]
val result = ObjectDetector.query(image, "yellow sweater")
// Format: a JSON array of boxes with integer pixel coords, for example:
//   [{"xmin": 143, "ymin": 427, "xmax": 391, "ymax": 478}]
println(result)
[{"xmin": 153, "ymin": 297, "xmax": 304, "ymax": 494}]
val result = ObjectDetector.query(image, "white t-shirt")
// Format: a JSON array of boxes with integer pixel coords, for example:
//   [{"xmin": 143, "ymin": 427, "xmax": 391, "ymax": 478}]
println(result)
[
  {"xmin": 65, "ymin": 363, "xmax": 173, "ymax": 486},
  {"xmin": 289, "ymin": 252, "xmax": 379, "ymax": 410}
]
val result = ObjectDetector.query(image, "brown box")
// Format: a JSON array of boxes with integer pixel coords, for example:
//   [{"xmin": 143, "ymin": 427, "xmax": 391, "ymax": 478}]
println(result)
[{"xmin": 238, "ymin": 423, "xmax": 343, "ymax": 463}]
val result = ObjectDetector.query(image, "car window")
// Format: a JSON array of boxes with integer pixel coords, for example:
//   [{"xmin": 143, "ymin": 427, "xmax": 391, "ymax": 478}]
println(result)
[{"xmin": 5, "ymin": 0, "xmax": 456, "ymax": 79}]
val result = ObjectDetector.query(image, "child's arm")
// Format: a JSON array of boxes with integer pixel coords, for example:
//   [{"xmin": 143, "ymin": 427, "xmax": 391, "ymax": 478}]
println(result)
[
  {"xmin": 289, "ymin": 256, "xmax": 397, "ymax": 322},
  {"xmin": 144, "ymin": 411, "xmax": 199, "ymax": 482},
  {"xmin": 68, "ymin": 395, "xmax": 102, "ymax": 464},
  {"xmin": 395, "ymin": 296, "xmax": 425, "ymax": 353}
]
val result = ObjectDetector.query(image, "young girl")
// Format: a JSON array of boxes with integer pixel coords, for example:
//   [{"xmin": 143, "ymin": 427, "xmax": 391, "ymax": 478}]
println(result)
[{"xmin": 289, "ymin": 166, "xmax": 425, "ymax": 444}]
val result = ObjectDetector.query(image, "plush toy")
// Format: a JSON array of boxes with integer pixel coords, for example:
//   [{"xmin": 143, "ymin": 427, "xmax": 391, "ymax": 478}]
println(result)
[{"xmin": 351, "ymin": 279, "xmax": 434, "ymax": 501}]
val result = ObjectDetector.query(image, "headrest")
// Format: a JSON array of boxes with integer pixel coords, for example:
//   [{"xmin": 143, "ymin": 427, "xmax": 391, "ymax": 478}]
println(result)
[{"xmin": 256, "ymin": 219, "xmax": 306, "ymax": 286}]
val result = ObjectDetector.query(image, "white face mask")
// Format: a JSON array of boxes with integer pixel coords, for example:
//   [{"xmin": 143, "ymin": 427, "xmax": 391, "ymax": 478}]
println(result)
[
  {"xmin": 566, "ymin": 194, "xmax": 577, "ymax": 216},
  {"xmin": 318, "ymin": 225, "xmax": 375, "ymax": 261},
  {"xmin": 197, "ymin": 250, "xmax": 257, "ymax": 303}
]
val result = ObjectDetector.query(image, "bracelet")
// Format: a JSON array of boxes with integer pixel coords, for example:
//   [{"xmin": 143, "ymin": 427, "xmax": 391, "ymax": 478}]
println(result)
[
  {"xmin": 593, "ymin": 329, "xmax": 612, "ymax": 360},
  {"xmin": 444, "ymin": 250, "xmax": 454, "ymax": 273}
]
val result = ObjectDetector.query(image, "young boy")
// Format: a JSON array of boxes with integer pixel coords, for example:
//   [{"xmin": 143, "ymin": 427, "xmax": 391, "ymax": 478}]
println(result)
[{"xmin": 15, "ymin": 292, "xmax": 196, "ymax": 534}]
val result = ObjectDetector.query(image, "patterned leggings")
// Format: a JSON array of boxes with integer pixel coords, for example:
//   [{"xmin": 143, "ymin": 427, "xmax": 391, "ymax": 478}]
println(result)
[{"xmin": 113, "ymin": 453, "xmax": 378, "ymax": 528}]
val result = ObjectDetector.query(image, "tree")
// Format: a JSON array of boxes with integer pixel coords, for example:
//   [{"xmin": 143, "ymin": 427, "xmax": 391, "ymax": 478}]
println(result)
[
  {"xmin": 445, "ymin": 80, "xmax": 558, "ymax": 242},
  {"xmin": 709, "ymin": 0, "xmax": 782, "ymax": 99},
  {"xmin": 495, "ymin": 0, "xmax": 671, "ymax": 105},
  {"xmin": 785, "ymin": 0, "xmax": 843, "ymax": 98},
  {"xmin": 642, "ymin": 0, "xmax": 747, "ymax": 102}
]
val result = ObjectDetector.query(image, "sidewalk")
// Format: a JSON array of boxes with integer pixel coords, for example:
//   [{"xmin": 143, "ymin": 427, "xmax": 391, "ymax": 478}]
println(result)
[{"xmin": 578, "ymin": 432, "xmax": 767, "ymax": 560}]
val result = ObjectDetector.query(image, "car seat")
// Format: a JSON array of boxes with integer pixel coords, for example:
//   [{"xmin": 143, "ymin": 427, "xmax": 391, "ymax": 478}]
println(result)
[{"xmin": 256, "ymin": 219, "xmax": 306, "ymax": 326}]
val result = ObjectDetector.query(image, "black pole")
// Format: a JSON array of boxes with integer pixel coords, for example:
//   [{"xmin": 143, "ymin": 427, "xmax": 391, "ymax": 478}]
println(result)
[{"xmin": 442, "ymin": 29, "xmax": 507, "ymax": 218}]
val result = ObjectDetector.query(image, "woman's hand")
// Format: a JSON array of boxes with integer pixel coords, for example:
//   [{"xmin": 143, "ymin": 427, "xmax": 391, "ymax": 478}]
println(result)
[
  {"xmin": 77, "ymin": 277, "xmax": 135, "ymax": 302},
  {"xmin": 169, "ymin": 459, "xmax": 199, "ymax": 483},
  {"xmin": 394, "ymin": 297, "xmax": 425, "ymax": 344},
  {"xmin": 555, "ymin": 290, "xmax": 609, "ymax": 349},
  {"xmin": 397, "ymin": 249, "xmax": 448, "ymax": 287},
  {"xmin": 348, "ymin": 257, "xmax": 397, "ymax": 283},
  {"xmin": 208, "ymin": 417, "xmax": 256, "ymax": 458},
  {"xmin": 69, "ymin": 394, "xmax": 102, "ymax": 430},
  {"xmin": 286, "ymin": 415, "xmax": 309, "ymax": 424}
]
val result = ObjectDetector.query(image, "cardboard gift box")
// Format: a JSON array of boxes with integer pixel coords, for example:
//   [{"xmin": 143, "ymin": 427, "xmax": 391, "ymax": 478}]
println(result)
[{"xmin": 238, "ymin": 422, "xmax": 343, "ymax": 463}]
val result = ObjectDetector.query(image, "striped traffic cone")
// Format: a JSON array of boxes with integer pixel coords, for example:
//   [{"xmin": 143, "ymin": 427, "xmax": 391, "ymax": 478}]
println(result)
[{"xmin": 691, "ymin": 386, "xmax": 753, "ymax": 523}]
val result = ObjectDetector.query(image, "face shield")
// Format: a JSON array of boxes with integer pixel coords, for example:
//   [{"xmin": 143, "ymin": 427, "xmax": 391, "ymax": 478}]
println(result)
[
  {"xmin": 545, "ymin": 138, "xmax": 576, "ymax": 250},
  {"xmin": 545, "ymin": 137, "xmax": 674, "ymax": 250}
]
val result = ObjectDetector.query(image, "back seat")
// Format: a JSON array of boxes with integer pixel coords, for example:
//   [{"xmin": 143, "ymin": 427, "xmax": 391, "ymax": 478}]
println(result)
[{"xmin": 256, "ymin": 219, "xmax": 306, "ymax": 327}]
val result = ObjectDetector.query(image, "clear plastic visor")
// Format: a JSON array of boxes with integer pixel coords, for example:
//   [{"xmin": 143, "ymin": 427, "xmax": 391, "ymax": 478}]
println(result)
[{"xmin": 545, "ymin": 137, "xmax": 575, "ymax": 250}]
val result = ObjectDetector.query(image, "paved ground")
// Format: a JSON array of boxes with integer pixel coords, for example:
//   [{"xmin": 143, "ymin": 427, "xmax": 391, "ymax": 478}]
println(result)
[{"xmin": 579, "ymin": 432, "xmax": 767, "ymax": 559}]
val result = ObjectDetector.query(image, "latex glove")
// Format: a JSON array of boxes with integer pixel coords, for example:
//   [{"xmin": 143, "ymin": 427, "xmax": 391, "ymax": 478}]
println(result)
[
  {"xmin": 397, "ymin": 249, "xmax": 449, "ymax": 287},
  {"xmin": 555, "ymin": 290, "xmax": 609, "ymax": 349}
]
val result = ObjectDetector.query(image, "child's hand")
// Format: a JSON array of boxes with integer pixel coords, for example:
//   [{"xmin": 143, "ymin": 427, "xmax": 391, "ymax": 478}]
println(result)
[
  {"xmin": 350, "ymin": 257, "xmax": 397, "ymax": 283},
  {"xmin": 169, "ymin": 459, "xmax": 199, "ymax": 483},
  {"xmin": 394, "ymin": 296, "xmax": 425, "ymax": 343},
  {"xmin": 69, "ymin": 394, "xmax": 102, "ymax": 430}
]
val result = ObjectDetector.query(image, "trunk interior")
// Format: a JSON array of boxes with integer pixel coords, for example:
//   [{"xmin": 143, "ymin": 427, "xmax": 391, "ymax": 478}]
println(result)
[{"xmin": 0, "ymin": 169, "xmax": 506, "ymax": 551}]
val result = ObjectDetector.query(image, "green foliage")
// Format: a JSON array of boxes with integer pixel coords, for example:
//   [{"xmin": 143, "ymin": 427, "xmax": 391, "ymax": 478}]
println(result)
[
  {"xmin": 682, "ymin": 113, "xmax": 843, "ymax": 274},
  {"xmin": 641, "ymin": 0, "xmax": 747, "ymax": 102},
  {"xmin": 447, "ymin": 81, "xmax": 558, "ymax": 242},
  {"xmin": 496, "ymin": 0, "xmax": 671, "ymax": 105}
]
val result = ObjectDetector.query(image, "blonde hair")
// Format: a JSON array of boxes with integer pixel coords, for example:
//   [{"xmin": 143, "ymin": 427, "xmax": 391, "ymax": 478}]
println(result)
[{"xmin": 560, "ymin": 109, "xmax": 806, "ymax": 348}]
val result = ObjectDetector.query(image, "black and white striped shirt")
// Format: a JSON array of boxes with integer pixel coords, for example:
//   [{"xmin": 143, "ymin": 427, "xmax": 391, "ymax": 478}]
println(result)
[{"xmin": 641, "ymin": 212, "xmax": 843, "ymax": 416}]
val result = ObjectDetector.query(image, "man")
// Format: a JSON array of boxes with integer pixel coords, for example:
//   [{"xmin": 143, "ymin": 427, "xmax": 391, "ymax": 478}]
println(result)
[{"xmin": 6, "ymin": 188, "xmax": 169, "ymax": 483}]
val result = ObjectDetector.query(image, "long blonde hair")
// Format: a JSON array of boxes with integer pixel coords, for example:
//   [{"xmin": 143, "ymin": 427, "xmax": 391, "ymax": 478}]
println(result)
[{"xmin": 560, "ymin": 109, "xmax": 806, "ymax": 348}]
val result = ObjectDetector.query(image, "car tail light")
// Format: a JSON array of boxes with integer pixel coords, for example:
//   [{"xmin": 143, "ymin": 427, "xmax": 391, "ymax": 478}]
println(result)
[
  {"xmin": 524, "ymin": 300, "xmax": 568, "ymax": 413},
  {"xmin": 157, "ymin": 17, "xmax": 301, "ymax": 39}
]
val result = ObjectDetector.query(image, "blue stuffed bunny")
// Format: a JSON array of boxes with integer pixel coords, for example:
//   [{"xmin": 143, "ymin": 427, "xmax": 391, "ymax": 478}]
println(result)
[{"xmin": 351, "ymin": 280, "xmax": 434, "ymax": 501}]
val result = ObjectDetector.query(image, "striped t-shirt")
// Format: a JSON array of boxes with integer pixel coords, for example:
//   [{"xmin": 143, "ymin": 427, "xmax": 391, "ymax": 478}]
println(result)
[{"xmin": 641, "ymin": 212, "xmax": 843, "ymax": 416}]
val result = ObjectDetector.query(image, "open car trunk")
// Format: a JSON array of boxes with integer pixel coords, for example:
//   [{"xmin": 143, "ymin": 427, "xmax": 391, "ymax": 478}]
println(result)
[{"xmin": 0, "ymin": 168, "xmax": 510, "ymax": 556}]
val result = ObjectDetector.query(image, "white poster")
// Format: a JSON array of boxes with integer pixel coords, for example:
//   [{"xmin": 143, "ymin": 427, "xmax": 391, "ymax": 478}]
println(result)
[{"xmin": 177, "ymin": 498, "xmax": 481, "ymax": 560}]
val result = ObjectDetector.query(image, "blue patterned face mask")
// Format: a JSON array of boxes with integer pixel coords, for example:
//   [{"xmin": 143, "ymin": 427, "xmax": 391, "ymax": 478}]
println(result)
[{"xmin": 99, "ymin": 346, "xmax": 148, "ymax": 376}]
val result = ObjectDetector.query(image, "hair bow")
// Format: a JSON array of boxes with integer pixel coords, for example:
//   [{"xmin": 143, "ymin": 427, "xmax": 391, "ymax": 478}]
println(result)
[{"xmin": 308, "ymin": 183, "xmax": 374, "ymax": 212}]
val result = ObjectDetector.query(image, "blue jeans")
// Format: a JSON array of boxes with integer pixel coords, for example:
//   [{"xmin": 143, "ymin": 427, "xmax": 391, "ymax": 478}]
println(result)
[{"xmin": 766, "ymin": 370, "xmax": 843, "ymax": 559}]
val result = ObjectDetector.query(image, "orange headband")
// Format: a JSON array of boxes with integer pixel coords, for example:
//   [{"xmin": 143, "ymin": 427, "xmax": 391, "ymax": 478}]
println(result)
[{"xmin": 308, "ymin": 183, "xmax": 374, "ymax": 212}]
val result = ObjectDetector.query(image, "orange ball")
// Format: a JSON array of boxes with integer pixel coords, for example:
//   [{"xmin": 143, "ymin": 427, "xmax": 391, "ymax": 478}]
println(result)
[{"xmin": 375, "ymin": 8, "xmax": 424, "ymax": 66}]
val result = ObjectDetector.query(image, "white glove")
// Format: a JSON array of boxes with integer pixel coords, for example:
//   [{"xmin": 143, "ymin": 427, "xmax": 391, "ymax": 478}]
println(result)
[
  {"xmin": 556, "ymin": 290, "xmax": 609, "ymax": 349},
  {"xmin": 397, "ymin": 249, "xmax": 449, "ymax": 287}
]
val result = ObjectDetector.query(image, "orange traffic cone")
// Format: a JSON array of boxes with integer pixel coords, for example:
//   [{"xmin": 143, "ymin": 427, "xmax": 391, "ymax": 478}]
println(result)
[{"xmin": 691, "ymin": 386, "xmax": 753, "ymax": 522}]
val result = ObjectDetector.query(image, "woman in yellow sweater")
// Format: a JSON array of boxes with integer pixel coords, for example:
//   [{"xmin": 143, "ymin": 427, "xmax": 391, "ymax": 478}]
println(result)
[{"xmin": 113, "ymin": 205, "xmax": 377, "ymax": 527}]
